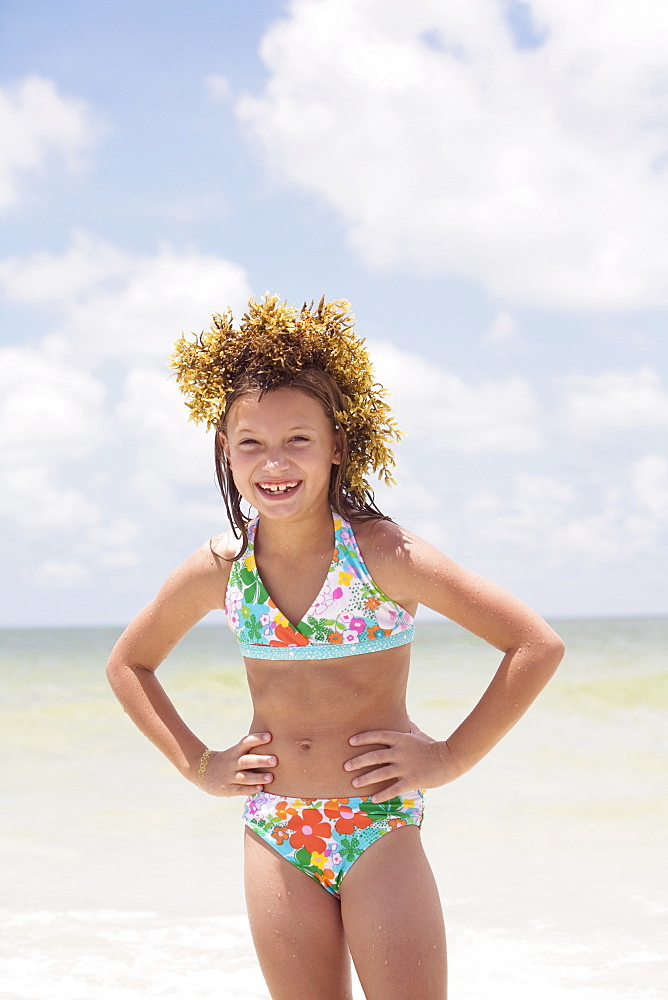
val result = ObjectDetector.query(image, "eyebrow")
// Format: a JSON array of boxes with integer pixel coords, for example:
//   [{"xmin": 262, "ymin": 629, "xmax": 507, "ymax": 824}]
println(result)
[{"xmin": 234, "ymin": 424, "xmax": 318, "ymax": 434}]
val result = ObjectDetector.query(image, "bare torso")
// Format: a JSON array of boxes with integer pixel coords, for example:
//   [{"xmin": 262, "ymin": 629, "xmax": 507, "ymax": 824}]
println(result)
[
  {"xmin": 214, "ymin": 513, "xmax": 418, "ymax": 797},
  {"xmin": 245, "ymin": 643, "xmax": 412, "ymax": 798}
]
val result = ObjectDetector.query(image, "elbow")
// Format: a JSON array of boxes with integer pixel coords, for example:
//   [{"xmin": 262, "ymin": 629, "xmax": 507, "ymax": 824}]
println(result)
[
  {"xmin": 105, "ymin": 650, "xmax": 136, "ymax": 693},
  {"xmin": 541, "ymin": 628, "xmax": 565, "ymax": 676},
  {"xmin": 105, "ymin": 655, "xmax": 122, "ymax": 692},
  {"xmin": 106, "ymin": 652, "xmax": 154, "ymax": 692},
  {"xmin": 513, "ymin": 624, "xmax": 564, "ymax": 681}
]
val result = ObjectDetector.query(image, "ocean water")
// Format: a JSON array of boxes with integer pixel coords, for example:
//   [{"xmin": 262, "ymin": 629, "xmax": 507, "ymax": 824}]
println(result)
[{"xmin": 1, "ymin": 618, "xmax": 666, "ymax": 999}]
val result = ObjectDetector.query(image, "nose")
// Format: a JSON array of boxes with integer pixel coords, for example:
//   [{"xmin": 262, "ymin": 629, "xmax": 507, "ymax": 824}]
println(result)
[{"xmin": 262, "ymin": 448, "xmax": 290, "ymax": 472}]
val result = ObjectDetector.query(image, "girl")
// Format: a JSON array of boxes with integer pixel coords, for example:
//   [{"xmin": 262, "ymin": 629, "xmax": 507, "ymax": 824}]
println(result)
[{"xmin": 106, "ymin": 295, "xmax": 564, "ymax": 1000}]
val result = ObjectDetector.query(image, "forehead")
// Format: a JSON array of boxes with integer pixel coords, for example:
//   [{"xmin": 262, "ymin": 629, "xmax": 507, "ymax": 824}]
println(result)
[{"xmin": 226, "ymin": 387, "xmax": 331, "ymax": 431}]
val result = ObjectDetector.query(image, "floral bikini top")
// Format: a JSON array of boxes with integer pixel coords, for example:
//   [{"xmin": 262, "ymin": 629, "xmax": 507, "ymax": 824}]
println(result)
[{"xmin": 225, "ymin": 511, "xmax": 415, "ymax": 660}]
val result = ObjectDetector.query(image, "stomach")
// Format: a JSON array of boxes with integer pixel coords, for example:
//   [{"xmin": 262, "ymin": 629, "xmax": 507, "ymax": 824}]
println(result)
[{"xmin": 244, "ymin": 646, "xmax": 412, "ymax": 798}]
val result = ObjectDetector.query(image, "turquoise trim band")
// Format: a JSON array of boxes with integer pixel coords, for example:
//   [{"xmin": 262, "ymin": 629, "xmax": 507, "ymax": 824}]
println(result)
[{"xmin": 239, "ymin": 626, "xmax": 414, "ymax": 661}]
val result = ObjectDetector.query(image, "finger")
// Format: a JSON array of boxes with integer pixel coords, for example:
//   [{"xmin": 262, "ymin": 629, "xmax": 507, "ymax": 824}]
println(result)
[
  {"xmin": 369, "ymin": 781, "xmax": 404, "ymax": 804},
  {"xmin": 234, "ymin": 770, "xmax": 274, "ymax": 785},
  {"xmin": 240, "ymin": 732, "xmax": 272, "ymax": 750},
  {"xmin": 349, "ymin": 730, "xmax": 400, "ymax": 747},
  {"xmin": 351, "ymin": 765, "xmax": 399, "ymax": 788},
  {"xmin": 237, "ymin": 753, "xmax": 278, "ymax": 769},
  {"xmin": 344, "ymin": 749, "xmax": 392, "ymax": 772},
  {"xmin": 232, "ymin": 783, "xmax": 266, "ymax": 795}
]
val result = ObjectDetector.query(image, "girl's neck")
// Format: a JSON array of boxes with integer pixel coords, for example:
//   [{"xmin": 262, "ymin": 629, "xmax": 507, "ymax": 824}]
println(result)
[{"xmin": 254, "ymin": 504, "xmax": 334, "ymax": 560}]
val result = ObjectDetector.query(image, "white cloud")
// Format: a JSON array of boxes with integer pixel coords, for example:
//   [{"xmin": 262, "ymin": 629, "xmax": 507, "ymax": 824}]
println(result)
[
  {"xmin": 0, "ymin": 464, "xmax": 101, "ymax": 535},
  {"xmin": 0, "ymin": 343, "xmax": 108, "ymax": 533},
  {"xmin": 205, "ymin": 73, "xmax": 232, "ymax": 102},
  {"xmin": 77, "ymin": 518, "xmax": 141, "ymax": 569},
  {"xmin": 484, "ymin": 309, "xmax": 517, "ymax": 344},
  {"xmin": 632, "ymin": 454, "xmax": 668, "ymax": 521},
  {"xmin": 466, "ymin": 473, "xmax": 573, "ymax": 548},
  {"xmin": 0, "ymin": 234, "xmax": 250, "ymax": 571},
  {"xmin": 0, "ymin": 230, "xmax": 252, "ymax": 365},
  {"xmin": 117, "ymin": 367, "xmax": 212, "ymax": 483},
  {"xmin": 370, "ymin": 341, "xmax": 543, "ymax": 452},
  {"xmin": 0, "ymin": 229, "xmax": 128, "ymax": 302},
  {"xmin": 559, "ymin": 367, "xmax": 668, "ymax": 437},
  {"xmin": 117, "ymin": 367, "xmax": 219, "ymax": 520},
  {"xmin": 0, "ymin": 344, "xmax": 109, "ymax": 465},
  {"xmin": 26, "ymin": 560, "xmax": 91, "ymax": 589},
  {"xmin": 67, "ymin": 245, "xmax": 250, "ymax": 364},
  {"xmin": 464, "ymin": 467, "xmax": 665, "ymax": 564},
  {"xmin": 238, "ymin": 0, "xmax": 668, "ymax": 309},
  {"xmin": 372, "ymin": 460, "xmax": 453, "ymax": 552},
  {"xmin": 155, "ymin": 192, "xmax": 229, "ymax": 224},
  {"xmin": 0, "ymin": 75, "xmax": 99, "ymax": 210}
]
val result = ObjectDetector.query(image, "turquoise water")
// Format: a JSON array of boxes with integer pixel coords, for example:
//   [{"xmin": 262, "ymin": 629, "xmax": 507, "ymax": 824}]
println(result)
[{"xmin": 1, "ymin": 619, "xmax": 666, "ymax": 999}]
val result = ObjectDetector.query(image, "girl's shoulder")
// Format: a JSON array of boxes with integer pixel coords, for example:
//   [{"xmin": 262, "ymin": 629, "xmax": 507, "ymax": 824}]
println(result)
[
  {"xmin": 349, "ymin": 514, "xmax": 412, "ymax": 552},
  {"xmin": 349, "ymin": 514, "xmax": 434, "ymax": 559},
  {"xmin": 349, "ymin": 516, "xmax": 479, "ymax": 612},
  {"xmin": 124, "ymin": 533, "xmax": 239, "ymax": 652},
  {"xmin": 157, "ymin": 531, "xmax": 237, "ymax": 612},
  {"xmin": 347, "ymin": 516, "xmax": 421, "ymax": 610},
  {"xmin": 209, "ymin": 528, "xmax": 243, "ymax": 562}
]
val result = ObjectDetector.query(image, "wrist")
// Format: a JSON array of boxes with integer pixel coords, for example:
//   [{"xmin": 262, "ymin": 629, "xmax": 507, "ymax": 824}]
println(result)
[
  {"xmin": 195, "ymin": 747, "xmax": 212, "ymax": 790},
  {"xmin": 436, "ymin": 739, "xmax": 468, "ymax": 782},
  {"xmin": 180, "ymin": 743, "xmax": 209, "ymax": 785}
]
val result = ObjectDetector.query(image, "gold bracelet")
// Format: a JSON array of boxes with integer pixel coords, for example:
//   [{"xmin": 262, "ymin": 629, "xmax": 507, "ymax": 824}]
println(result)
[{"xmin": 197, "ymin": 748, "xmax": 212, "ymax": 790}]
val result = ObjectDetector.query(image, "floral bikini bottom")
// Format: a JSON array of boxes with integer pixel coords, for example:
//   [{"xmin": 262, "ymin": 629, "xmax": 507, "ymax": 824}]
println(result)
[{"xmin": 243, "ymin": 789, "xmax": 424, "ymax": 898}]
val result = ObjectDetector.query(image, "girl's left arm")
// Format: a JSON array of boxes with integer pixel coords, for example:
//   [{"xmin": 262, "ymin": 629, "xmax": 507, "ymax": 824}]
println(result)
[{"xmin": 346, "ymin": 523, "xmax": 565, "ymax": 801}]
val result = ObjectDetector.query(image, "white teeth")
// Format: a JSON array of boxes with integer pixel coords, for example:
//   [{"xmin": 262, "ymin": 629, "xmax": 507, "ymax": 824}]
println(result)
[{"xmin": 259, "ymin": 481, "xmax": 298, "ymax": 493}]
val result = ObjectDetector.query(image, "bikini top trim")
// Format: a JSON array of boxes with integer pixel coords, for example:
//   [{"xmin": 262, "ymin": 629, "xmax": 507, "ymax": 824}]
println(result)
[{"xmin": 224, "ymin": 511, "xmax": 414, "ymax": 660}]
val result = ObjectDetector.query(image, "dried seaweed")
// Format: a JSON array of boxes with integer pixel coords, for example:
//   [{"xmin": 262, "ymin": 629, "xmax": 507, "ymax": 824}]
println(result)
[{"xmin": 171, "ymin": 294, "xmax": 402, "ymax": 499}]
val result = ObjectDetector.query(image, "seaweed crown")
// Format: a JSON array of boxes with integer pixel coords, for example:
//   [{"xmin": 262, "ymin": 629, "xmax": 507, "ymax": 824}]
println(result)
[{"xmin": 171, "ymin": 294, "xmax": 401, "ymax": 498}]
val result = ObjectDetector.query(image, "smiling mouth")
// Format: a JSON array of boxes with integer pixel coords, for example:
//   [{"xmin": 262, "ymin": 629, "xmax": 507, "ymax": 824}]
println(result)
[{"xmin": 257, "ymin": 480, "xmax": 300, "ymax": 496}]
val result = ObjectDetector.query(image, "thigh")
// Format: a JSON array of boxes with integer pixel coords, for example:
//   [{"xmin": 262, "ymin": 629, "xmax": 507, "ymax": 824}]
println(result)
[
  {"xmin": 340, "ymin": 826, "xmax": 447, "ymax": 1000},
  {"xmin": 244, "ymin": 827, "xmax": 353, "ymax": 1000}
]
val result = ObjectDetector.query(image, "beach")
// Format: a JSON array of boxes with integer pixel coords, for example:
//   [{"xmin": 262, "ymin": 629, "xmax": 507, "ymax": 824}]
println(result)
[{"xmin": 1, "ymin": 618, "xmax": 666, "ymax": 999}]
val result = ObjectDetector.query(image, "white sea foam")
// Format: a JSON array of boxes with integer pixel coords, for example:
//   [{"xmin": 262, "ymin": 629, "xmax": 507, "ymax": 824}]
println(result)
[
  {"xmin": 0, "ymin": 911, "xmax": 269, "ymax": 1000},
  {"xmin": 1, "ymin": 910, "xmax": 665, "ymax": 1000}
]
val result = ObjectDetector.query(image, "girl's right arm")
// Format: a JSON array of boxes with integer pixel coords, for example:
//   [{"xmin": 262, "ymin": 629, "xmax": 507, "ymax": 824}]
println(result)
[{"xmin": 106, "ymin": 538, "xmax": 277, "ymax": 795}]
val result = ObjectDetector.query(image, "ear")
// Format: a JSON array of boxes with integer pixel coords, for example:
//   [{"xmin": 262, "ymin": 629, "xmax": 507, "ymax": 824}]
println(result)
[
  {"xmin": 218, "ymin": 431, "xmax": 231, "ymax": 463},
  {"xmin": 332, "ymin": 429, "xmax": 342, "ymax": 466}
]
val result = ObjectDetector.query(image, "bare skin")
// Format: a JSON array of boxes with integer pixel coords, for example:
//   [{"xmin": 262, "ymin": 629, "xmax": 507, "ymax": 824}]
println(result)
[{"xmin": 106, "ymin": 386, "xmax": 565, "ymax": 999}]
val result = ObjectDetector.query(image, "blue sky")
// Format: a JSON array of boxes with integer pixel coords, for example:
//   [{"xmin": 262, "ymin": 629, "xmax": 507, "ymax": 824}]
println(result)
[{"xmin": 1, "ymin": 0, "xmax": 667, "ymax": 625}]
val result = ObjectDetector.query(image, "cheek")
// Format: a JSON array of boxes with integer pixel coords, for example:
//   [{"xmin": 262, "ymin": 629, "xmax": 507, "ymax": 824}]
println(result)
[
  {"xmin": 227, "ymin": 450, "xmax": 250, "ymax": 478},
  {"xmin": 228, "ymin": 463, "xmax": 254, "ymax": 502},
  {"xmin": 222, "ymin": 445, "xmax": 247, "ymax": 484}
]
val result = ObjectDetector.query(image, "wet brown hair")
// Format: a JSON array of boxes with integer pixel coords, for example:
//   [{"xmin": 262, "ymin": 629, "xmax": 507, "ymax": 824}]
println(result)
[{"xmin": 214, "ymin": 367, "xmax": 387, "ymax": 556}]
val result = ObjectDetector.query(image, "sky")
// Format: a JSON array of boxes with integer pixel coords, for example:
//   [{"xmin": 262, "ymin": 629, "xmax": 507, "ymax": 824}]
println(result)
[{"xmin": 1, "ymin": 0, "xmax": 667, "ymax": 626}]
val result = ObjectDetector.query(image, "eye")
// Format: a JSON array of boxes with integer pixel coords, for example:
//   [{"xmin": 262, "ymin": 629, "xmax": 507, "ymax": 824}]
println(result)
[
  {"xmin": 239, "ymin": 437, "xmax": 259, "ymax": 446},
  {"xmin": 290, "ymin": 435, "xmax": 309, "ymax": 443}
]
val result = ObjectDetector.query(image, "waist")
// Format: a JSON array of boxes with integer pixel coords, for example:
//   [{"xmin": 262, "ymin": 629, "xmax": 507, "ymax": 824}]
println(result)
[{"xmin": 248, "ymin": 716, "xmax": 411, "ymax": 799}]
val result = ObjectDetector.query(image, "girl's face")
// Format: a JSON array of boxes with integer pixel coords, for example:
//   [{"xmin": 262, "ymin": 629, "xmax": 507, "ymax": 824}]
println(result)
[{"xmin": 220, "ymin": 387, "xmax": 342, "ymax": 517}]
